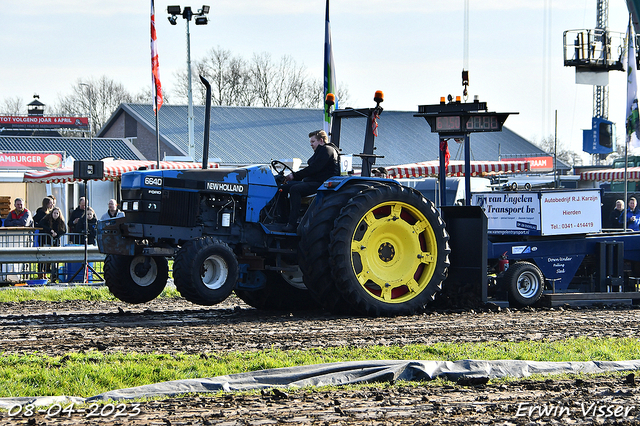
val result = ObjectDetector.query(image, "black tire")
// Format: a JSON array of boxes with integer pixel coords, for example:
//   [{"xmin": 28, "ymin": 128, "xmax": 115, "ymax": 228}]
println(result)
[
  {"xmin": 173, "ymin": 237, "xmax": 238, "ymax": 306},
  {"xmin": 298, "ymin": 183, "xmax": 376, "ymax": 313},
  {"xmin": 104, "ymin": 254, "xmax": 168, "ymax": 304},
  {"xmin": 234, "ymin": 268, "xmax": 319, "ymax": 311},
  {"xmin": 504, "ymin": 261, "xmax": 544, "ymax": 307},
  {"xmin": 329, "ymin": 185, "xmax": 450, "ymax": 316}
]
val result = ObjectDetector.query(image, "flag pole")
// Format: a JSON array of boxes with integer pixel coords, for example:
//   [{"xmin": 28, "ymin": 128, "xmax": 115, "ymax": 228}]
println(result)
[
  {"xmin": 625, "ymin": 15, "xmax": 629, "ymax": 231},
  {"xmin": 155, "ymin": 95, "xmax": 160, "ymax": 169},
  {"xmin": 625, "ymin": 13, "xmax": 637, "ymax": 231},
  {"xmin": 323, "ymin": 0, "xmax": 336, "ymax": 137},
  {"xmin": 625, "ymin": 131, "xmax": 629, "ymax": 232},
  {"xmin": 151, "ymin": 0, "xmax": 163, "ymax": 169}
]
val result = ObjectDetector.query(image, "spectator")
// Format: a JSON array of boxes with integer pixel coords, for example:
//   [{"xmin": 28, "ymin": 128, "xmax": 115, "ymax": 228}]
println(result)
[
  {"xmin": 40, "ymin": 207, "xmax": 67, "ymax": 246},
  {"xmin": 38, "ymin": 207, "xmax": 67, "ymax": 279},
  {"xmin": 76, "ymin": 207, "xmax": 98, "ymax": 245},
  {"xmin": 33, "ymin": 197, "xmax": 53, "ymax": 226},
  {"xmin": 100, "ymin": 199, "xmax": 125, "ymax": 221},
  {"xmin": 608, "ymin": 199, "xmax": 625, "ymax": 229},
  {"xmin": 625, "ymin": 197, "xmax": 640, "ymax": 231},
  {"xmin": 3, "ymin": 198, "xmax": 34, "ymax": 227},
  {"xmin": 68, "ymin": 197, "xmax": 85, "ymax": 243}
]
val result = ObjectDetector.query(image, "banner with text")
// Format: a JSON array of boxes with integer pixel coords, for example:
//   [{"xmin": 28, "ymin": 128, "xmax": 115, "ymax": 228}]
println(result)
[
  {"xmin": 501, "ymin": 156, "xmax": 553, "ymax": 172},
  {"xmin": 472, "ymin": 189, "xmax": 602, "ymax": 236},
  {"xmin": 539, "ymin": 190, "xmax": 601, "ymax": 235},
  {"xmin": 0, "ymin": 116, "xmax": 89, "ymax": 130},
  {"xmin": 472, "ymin": 192, "xmax": 541, "ymax": 235},
  {"xmin": 0, "ymin": 153, "xmax": 63, "ymax": 170}
]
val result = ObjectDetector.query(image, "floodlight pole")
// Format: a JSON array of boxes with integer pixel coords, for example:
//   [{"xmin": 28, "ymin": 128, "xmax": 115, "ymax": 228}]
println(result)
[
  {"xmin": 186, "ymin": 16, "xmax": 195, "ymax": 161},
  {"xmin": 168, "ymin": 5, "xmax": 209, "ymax": 162}
]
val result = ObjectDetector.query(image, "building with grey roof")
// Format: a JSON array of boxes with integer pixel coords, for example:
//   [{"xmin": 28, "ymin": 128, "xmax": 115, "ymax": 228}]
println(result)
[
  {"xmin": 0, "ymin": 136, "xmax": 143, "ymax": 162},
  {"xmin": 98, "ymin": 104, "xmax": 563, "ymax": 170}
]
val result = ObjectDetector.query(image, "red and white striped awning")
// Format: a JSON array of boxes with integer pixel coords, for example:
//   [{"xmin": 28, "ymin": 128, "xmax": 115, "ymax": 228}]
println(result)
[
  {"xmin": 386, "ymin": 160, "xmax": 530, "ymax": 179},
  {"xmin": 23, "ymin": 160, "xmax": 216, "ymax": 184},
  {"xmin": 580, "ymin": 167, "xmax": 640, "ymax": 181}
]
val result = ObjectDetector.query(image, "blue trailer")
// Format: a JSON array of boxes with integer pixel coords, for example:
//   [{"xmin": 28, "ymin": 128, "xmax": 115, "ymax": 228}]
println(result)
[{"xmin": 442, "ymin": 189, "xmax": 640, "ymax": 308}]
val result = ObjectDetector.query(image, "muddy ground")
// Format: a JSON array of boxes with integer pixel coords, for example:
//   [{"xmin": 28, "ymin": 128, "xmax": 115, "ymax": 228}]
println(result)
[{"xmin": 1, "ymin": 294, "xmax": 640, "ymax": 425}]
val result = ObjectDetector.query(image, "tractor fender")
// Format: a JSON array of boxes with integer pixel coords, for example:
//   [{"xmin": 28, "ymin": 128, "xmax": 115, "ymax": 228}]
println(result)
[{"xmin": 319, "ymin": 175, "xmax": 398, "ymax": 192}]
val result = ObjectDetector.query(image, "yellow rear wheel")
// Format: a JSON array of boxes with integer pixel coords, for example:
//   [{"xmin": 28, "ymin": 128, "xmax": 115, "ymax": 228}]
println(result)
[
  {"xmin": 350, "ymin": 200, "xmax": 439, "ymax": 304},
  {"xmin": 330, "ymin": 184, "xmax": 450, "ymax": 316}
]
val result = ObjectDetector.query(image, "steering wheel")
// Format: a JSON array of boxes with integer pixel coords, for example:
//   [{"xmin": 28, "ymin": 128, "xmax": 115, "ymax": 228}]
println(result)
[{"xmin": 270, "ymin": 160, "xmax": 294, "ymax": 176}]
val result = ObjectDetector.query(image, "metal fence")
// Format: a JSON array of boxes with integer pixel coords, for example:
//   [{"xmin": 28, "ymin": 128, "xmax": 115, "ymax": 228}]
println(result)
[{"xmin": 0, "ymin": 228, "xmax": 105, "ymax": 285}]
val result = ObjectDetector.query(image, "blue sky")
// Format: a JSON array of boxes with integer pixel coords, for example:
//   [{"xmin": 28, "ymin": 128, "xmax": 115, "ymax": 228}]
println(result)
[{"xmin": 0, "ymin": 1, "xmax": 634, "ymax": 162}]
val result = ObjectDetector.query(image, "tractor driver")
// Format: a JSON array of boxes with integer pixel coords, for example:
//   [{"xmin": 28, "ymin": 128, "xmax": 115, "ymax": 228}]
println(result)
[{"xmin": 280, "ymin": 130, "xmax": 340, "ymax": 232}]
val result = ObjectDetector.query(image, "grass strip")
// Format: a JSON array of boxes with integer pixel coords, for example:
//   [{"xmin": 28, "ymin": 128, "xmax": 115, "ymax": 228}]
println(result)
[
  {"xmin": 0, "ymin": 337, "xmax": 638, "ymax": 398},
  {"xmin": 0, "ymin": 286, "xmax": 180, "ymax": 303}
]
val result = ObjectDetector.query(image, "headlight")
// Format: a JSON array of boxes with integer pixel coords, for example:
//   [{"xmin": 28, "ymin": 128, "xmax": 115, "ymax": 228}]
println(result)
[
  {"xmin": 132, "ymin": 201, "xmax": 139, "ymax": 211},
  {"xmin": 122, "ymin": 201, "xmax": 129, "ymax": 210}
]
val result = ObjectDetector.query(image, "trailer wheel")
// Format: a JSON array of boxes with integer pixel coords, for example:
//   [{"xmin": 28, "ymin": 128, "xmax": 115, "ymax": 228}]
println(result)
[
  {"xmin": 330, "ymin": 185, "xmax": 450, "ymax": 316},
  {"xmin": 174, "ymin": 237, "xmax": 238, "ymax": 306},
  {"xmin": 504, "ymin": 261, "xmax": 544, "ymax": 307},
  {"xmin": 234, "ymin": 268, "xmax": 318, "ymax": 311},
  {"xmin": 104, "ymin": 254, "xmax": 168, "ymax": 304},
  {"xmin": 298, "ymin": 183, "xmax": 376, "ymax": 313}
]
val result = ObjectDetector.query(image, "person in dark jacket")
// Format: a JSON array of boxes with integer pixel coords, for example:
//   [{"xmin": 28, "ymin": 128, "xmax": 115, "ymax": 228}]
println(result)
[
  {"xmin": 68, "ymin": 197, "xmax": 85, "ymax": 244},
  {"xmin": 76, "ymin": 207, "xmax": 98, "ymax": 245},
  {"xmin": 39, "ymin": 207, "xmax": 67, "ymax": 247},
  {"xmin": 608, "ymin": 199, "xmax": 625, "ymax": 229},
  {"xmin": 280, "ymin": 130, "xmax": 340, "ymax": 231},
  {"xmin": 38, "ymin": 206, "xmax": 67, "ymax": 279},
  {"xmin": 33, "ymin": 197, "xmax": 53, "ymax": 228}
]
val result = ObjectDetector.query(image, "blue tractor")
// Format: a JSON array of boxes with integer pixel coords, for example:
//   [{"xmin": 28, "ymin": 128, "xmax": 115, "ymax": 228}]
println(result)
[{"xmin": 98, "ymin": 84, "xmax": 450, "ymax": 316}]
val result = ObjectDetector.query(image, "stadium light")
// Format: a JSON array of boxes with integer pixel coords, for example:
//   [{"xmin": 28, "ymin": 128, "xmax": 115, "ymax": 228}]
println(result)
[{"xmin": 167, "ymin": 5, "xmax": 210, "ymax": 161}]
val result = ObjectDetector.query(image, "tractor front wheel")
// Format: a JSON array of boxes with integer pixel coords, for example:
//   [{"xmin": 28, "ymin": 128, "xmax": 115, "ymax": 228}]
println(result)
[
  {"xmin": 104, "ymin": 254, "xmax": 168, "ymax": 304},
  {"xmin": 173, "ymin": 237, "xmax": 238, "ymax": 306}
]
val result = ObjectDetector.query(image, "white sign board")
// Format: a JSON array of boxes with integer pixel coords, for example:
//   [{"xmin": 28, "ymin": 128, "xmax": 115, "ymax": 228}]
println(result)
[
  {"xmin": 472, "ymin": 189, "xmax": 602, "ymax": 236},
  {"xmin": 472, "ymin": 192, "xmax": 540, "ymax": 235},
  {"xmin": 539, "ymin": 191, "xmax": 601, "ymax": 235}
]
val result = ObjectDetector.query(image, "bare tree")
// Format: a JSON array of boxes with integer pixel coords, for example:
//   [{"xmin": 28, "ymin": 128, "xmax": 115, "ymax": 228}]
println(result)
[
  {"xmin": 250, "ymin": 53, "xmax": 308, "ymax": 107},
  {"xmin": 54, "ymin": 76, "xmax": 135, "ymax": 135},
  {"xmin": 193, "ymin": 47, "xmax": 254, "ymax": 106},
  {"xmin": 300, "ymin": 78, "xmax": 350, "ymax": 109},
  {"xmin": 535, "ymin": 136, "xmax": 581, "ymax": 166},
  {"xmin": 0, "ymin": 96, "xmax": 25, "ymax": 115},
  {"xmin": 132, "ymin": 85, "xmax": 170, "ymax": 105},
  {"xmin": 172, "ymin": 47, "xmax": 349, "ymax": 108}
]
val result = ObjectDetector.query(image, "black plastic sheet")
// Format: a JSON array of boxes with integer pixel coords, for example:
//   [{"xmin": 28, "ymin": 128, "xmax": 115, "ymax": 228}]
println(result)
[{"xmin": 1, "ymin": 359, "xmax": 639, "ymax": 408}]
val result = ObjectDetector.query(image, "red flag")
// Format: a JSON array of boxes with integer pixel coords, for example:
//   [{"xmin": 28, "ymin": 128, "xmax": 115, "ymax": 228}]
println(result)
[
  {"xmin": 151, "ymin": 0, "xmax": 163, "ymax": 111},
  {"xmin": 439, "ymin": 139, "xmax": 450, "ymax": 169}
]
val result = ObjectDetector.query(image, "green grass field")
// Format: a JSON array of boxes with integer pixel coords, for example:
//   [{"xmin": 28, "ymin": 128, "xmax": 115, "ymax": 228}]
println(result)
[
  {"xmin": 1, "ymin": 338, "xmax": 639, "ymax": 398},
  {"xmin": 0, "ymin": 287, "xmax": 639, "ymax": 398}
]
